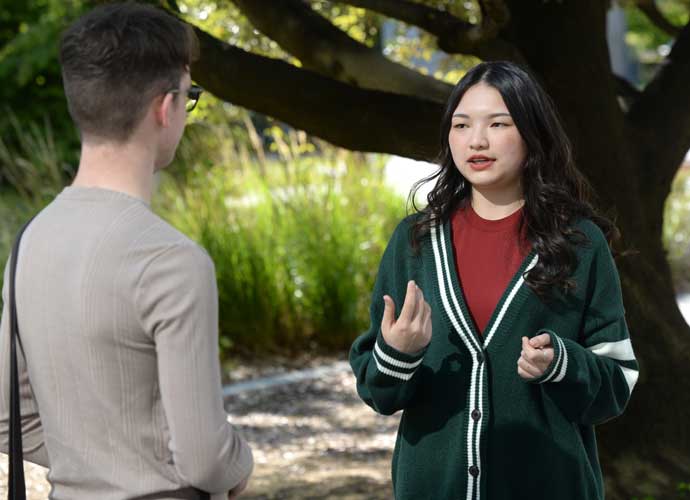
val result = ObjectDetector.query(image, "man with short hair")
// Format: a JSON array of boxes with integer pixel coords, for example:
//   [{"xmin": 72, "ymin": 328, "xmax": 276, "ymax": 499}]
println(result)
[{"xmin": 0, "ymin": 3, "xmax": 253, "ymax": 499}]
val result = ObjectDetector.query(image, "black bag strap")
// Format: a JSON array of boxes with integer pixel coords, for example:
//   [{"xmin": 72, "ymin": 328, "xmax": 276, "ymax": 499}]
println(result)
[{"xmin": 8, "ymin": 217, "xmax": 35, "ymax": 500}]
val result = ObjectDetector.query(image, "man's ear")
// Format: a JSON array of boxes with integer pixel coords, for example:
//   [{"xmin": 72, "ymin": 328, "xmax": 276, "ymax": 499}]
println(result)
[{"xmin": 154, "ymin": 93, "xmax": 174, "ymax": 128}]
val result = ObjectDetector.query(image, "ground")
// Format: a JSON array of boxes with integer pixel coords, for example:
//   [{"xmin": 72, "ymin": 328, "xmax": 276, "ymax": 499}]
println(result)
[{"xmin": 0, "ymin": 358, "xmax": 398, "ymax": 499}]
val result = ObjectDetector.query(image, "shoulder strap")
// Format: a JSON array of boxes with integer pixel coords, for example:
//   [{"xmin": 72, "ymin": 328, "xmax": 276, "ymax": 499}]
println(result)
[{"xmin": 8, "ymin": 216, "xmax": 35, "ymax": 500}]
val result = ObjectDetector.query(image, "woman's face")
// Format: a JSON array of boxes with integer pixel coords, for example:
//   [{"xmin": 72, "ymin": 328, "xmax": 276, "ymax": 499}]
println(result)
[{"xmin": 448, "ymin": 83, "xmax": 527, "ymax": 195}]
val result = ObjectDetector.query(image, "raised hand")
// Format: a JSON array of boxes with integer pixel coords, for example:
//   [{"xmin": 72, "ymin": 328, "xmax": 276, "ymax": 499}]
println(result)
[
  {"xmin": 517, "ymin": 333, "xmax": 554, "ymax": 380},
  {"xmin": 381, "ymin": 280, "xmax": 432, "ymax": 355}
]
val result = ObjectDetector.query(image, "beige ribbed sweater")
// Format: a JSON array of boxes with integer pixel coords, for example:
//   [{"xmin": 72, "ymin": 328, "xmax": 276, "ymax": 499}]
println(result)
[{"xmin": 0, "ymin": 187, "xmax": 253, "ymax": 499}]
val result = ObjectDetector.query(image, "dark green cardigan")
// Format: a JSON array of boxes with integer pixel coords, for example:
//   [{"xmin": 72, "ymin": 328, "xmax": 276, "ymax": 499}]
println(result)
[{"xmin": 349, "ymin": 215, "xmax": 639, "ymax": 500}]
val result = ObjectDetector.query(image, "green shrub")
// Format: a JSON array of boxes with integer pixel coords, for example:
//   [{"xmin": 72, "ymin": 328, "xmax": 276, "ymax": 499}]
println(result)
[
  {"xmin": 0, "ymin": 111, "xmax": 74, "ymax": 203},
  {"xmin": 154, "ymin": 144, "xmax": 406, "ymax": 356}
]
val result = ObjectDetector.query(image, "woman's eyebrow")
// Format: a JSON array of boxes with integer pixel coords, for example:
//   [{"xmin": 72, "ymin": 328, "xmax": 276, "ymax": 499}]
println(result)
[{"xmin": 452, "ymin": 112, "xmax": 511, "ymax": 118}]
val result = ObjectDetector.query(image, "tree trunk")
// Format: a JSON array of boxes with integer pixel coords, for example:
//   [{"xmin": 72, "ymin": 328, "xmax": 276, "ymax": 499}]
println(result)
[{"xmin": 507, "ymin": 1, "xmax": 690, "ymax": 497}]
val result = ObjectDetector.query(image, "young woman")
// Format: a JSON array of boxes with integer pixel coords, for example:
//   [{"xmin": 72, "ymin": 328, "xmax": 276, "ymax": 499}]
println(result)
[{"xmin": 349, "ymin": 61, "xmax": 639, "ymax": 500}]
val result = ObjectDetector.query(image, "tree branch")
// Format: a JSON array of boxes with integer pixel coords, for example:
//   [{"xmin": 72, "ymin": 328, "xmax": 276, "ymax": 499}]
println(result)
[
  {"xmin": 635, "ymin": 0, "xmax": 682, "ymax": 37},
  {"xmin": 336, "ymin": 0, "xmax": 472, "ymax": 36},
  {"xmin": 190, "ymin": 26, "xmax": 442, "ymax": 160},
  {"xmin": 628, "ymin": 19, "xmax": 690, "ymax": 201},
  {"xmin": 336, "ymin": 0, "xmax": 524, "ymax": 61},
  {"xmin": 231, "ymin": 0, "xmax": 452, "ymax": 103},
  {"xmin": 478, "ymin": 0, "xmax": 511, "ymax": 36}
]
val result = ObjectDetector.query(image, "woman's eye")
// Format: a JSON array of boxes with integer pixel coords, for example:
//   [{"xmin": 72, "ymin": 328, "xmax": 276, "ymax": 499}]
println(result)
[
  {"xmin": 491, "ymin": 122, "xmax": 509, "ymax": 127},
  {"xmin": 453, "ymin": 123, "xmax": 468, "ymax": 129}
]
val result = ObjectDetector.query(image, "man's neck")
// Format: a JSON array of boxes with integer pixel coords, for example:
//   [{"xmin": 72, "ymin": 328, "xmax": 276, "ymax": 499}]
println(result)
[{"xmin": 71, "ymin": 140, "xmax": 156, "ymax": 204}]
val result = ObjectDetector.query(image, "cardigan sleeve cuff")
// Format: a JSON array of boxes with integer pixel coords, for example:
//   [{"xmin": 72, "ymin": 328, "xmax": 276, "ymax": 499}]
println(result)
[
  {"xmin": 371, "ymin": 331, "xmax": 426, "ymax": 381},
  {"xmin": 529, "ymin": 329, "xmax": 568, "ymax": 385}
]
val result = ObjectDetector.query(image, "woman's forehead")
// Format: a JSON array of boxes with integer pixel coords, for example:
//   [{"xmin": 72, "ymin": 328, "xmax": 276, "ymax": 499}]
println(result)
[{"xmin": 454, "ymin": 84, "xmax": 509, "ymax": 116}]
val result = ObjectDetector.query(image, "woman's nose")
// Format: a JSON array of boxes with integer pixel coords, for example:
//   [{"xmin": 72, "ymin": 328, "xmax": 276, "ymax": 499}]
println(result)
[{"xmin": 469, "ymin": 128, "xmax": 489, "ymax": 150}]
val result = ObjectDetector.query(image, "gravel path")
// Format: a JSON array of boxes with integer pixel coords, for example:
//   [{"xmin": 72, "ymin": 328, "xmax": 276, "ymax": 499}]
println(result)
[{"xmin": 1, "ymin": 360, "xmax": 398, "ymax": 499}]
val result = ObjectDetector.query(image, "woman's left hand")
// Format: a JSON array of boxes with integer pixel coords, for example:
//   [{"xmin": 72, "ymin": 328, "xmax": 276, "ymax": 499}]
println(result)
[{"xmin": 517, "ymin": 333, "xmax": 554, "ymax": 380}]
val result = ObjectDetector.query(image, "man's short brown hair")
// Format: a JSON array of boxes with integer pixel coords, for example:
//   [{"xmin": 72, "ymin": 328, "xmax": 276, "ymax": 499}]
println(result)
[{"xmin": 59, "ymin": 2, "xmax": 199, "ymax": 142}]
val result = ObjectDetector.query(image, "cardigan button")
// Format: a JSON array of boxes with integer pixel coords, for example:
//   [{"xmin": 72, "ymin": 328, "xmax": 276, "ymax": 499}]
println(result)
[
  {"xmin": 476, "ymin": 352, "xmax": 484, "ymax": 364},
  {"xmin": 469, "ymin": 465, "xmax": 480, "ymax": 477},
  {"xmin": 471, "ymin": 409, "xmax": 481, "ymax": 421}
]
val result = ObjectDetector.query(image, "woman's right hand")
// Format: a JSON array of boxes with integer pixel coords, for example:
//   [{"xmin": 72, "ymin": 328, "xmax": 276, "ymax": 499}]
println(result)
[{"xmin": 381, "ymin": 280, "xmax": 432, "ymax": 354}]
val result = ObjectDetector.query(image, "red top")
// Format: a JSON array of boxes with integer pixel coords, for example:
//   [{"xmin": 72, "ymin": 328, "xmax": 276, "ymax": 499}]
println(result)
[{"xmin": 451, "ymin": 203, "xmax": 532, "ymax": 335}]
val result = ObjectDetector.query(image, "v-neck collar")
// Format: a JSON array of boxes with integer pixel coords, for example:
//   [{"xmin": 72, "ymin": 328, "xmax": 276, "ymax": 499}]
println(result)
[{"xmin": 430, "ymin": 222, "xmax": 539, "ymax": 353}]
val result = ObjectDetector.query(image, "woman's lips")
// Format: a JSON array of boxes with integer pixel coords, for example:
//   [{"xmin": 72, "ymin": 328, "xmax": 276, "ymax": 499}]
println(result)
[{"xmin": 467, "ymin": 158, "xmax": 495, "ymax": 171}]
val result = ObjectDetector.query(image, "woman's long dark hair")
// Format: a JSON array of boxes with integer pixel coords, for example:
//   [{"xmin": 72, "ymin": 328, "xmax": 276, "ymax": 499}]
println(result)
[{"xmin": 410, "ymin": 61, "xmax": 619, "ymax": 299}]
